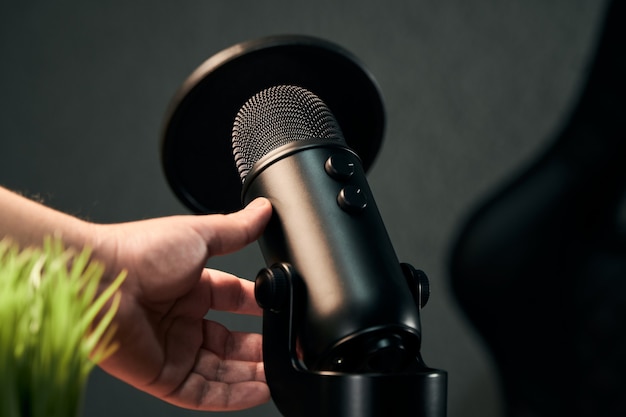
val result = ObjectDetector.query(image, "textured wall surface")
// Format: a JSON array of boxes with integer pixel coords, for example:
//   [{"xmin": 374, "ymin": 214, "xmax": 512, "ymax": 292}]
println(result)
[{"xmin": 0, "ymin": 1, "xmax": 609, "ymax": 416}]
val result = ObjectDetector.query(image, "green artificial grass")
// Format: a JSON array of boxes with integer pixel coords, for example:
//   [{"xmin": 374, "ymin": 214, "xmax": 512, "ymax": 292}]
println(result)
[{"xmin": 0, "ymin": 236, "xmax": 126, "ymax": 417}]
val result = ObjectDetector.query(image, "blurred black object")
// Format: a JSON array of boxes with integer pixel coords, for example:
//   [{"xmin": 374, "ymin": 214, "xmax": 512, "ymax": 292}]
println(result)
[{"xmin": 449, "ymin": 1, "xmax": 626, "ymax": 416}]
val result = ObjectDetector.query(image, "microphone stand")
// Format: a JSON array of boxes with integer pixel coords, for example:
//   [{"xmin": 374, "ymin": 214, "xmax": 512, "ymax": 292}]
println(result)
[{"xmin": 256, "ymin": 263, "xmax": 448, "ymax": 417}]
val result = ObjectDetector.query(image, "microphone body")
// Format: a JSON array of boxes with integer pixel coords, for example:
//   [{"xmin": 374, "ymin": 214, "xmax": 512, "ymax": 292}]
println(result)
[{"xmin": 233, "ymin": 86, "xmax": 421, "ymax": 372}]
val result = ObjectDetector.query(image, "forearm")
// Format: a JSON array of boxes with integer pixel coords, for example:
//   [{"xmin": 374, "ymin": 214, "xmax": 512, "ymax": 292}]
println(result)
[{"xmin": 0, "ymin": 186, "xmax": 96, "ymax": 250}]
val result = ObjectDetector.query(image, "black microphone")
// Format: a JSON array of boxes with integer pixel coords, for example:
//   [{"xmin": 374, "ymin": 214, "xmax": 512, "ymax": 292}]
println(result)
[
  {"xmin": 232, "ymin": 85, "xmax": 422, "ymax": 373},
  {"xmin": 161, "ymin": 35, "xmax": 446, "ymax": 416}
]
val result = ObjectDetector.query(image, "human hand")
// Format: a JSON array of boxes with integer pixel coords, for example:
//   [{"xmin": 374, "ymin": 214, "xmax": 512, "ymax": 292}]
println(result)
[{"xmin": 90, "ymin": 198, "xmax": 273, "ymax": 411}]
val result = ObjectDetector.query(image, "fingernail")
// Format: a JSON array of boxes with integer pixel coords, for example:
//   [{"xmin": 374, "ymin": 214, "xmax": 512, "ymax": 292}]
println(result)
[{"xmin": 246, "ymin": 198, "xmax": 269, "ymax": 210}]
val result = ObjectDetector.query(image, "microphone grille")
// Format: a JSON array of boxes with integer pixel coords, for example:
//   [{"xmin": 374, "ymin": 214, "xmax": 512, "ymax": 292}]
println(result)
[{"xmin": 232, "ymin": 85, "xmax": 344, "ymax": 181}]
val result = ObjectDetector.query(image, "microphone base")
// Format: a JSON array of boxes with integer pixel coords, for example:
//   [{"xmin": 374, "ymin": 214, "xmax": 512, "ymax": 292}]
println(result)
[
  {"xmin": 269, "ymin": 366, "xmax": 448, "ymax": 417},
  {"xmin": 257, "ymin": 263, "xmax": 448, "ymax": 417}
]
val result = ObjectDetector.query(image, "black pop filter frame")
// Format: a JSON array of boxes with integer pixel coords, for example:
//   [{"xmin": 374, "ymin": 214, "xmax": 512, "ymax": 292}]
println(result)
[{"xmin": 161, "ymin": 35, "xmax": 386, "ymax": 214}]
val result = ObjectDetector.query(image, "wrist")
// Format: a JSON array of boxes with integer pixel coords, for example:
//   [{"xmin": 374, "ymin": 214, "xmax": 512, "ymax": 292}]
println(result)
[{"xmin": 87, "ymin": 222, "xmax": 122, "ymax": 283}]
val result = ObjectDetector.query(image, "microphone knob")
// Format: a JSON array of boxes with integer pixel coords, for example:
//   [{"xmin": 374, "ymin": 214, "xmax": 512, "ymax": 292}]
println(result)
[
  {"xmin": 324, "ymin": 154, "xmax": 355, "ymax": 181},
  {"xmin": 337, "ymin": 185, "xmax": 368, "ymax": 214},
  {"xmin": 255, "ymin": 264, "xmax": 291, "ymax": 313}
]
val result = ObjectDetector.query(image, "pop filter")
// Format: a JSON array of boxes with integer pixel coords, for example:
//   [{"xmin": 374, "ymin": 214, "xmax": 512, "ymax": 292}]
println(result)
[{"xmin": 161, "ymin": 35, "xmax": 386, "ymax": 214}]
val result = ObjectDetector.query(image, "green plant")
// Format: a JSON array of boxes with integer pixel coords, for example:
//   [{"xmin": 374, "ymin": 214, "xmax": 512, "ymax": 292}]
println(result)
[{"xmin": 0, "ymin": 236, "xmax": 126, "ymax": 417}]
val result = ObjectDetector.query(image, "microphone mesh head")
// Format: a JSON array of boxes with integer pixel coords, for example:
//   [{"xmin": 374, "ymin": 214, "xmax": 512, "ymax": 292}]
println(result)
[{"xmin": 232, "ymin": 85, "xmax": 344, "ymax": 182}]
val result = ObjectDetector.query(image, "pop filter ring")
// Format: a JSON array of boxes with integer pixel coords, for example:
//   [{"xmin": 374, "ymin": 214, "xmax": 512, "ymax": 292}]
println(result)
[{"xmin": 161, "ymin": 35, "xmax": 386, "ymax": 214}]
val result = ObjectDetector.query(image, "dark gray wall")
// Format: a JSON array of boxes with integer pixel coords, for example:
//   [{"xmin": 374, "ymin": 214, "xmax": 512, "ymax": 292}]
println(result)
[{"xmin": 0, "ymin": 1, "xmax": 609, "ymax": 416}]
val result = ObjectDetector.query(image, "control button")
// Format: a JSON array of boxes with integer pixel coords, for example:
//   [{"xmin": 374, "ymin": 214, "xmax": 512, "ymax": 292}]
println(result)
[
  {"xmin": 255, "ymin": 264, "xmax": 291, "ymax": 313},
  {"xmin": 325, "ymin": 154, "xmax": 355, "ymax": 181},
  {"xmin": 338, "ymin": 186, "xmax": 367, "ymax": 213}
]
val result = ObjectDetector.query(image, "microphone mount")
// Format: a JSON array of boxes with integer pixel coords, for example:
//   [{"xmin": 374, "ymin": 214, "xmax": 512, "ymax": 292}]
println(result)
[{"xmin": 256, "ymin": 262, "xmax": 447, "ymax": 417}]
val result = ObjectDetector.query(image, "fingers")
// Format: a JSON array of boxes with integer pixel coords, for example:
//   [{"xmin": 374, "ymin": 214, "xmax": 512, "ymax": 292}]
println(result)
[
  {"xmin": 202, "ymin": 320, "xmax": 263, "ymax": 362},
  {"xmin": 193, "ymin": 349, "xmax": 265, "ymax": 383},
  {"xmin": 167, "ymin": 376, "xmax": 270, "ymax": 411},
  {"xmin": 192, "ymin": 198, "xmax": 272, "ymax": 258},
  {"xmin": 203, "ymin": 269, "xmax": 262, "ymax": 316},
  {"xmin": 164, "ymin": 322, "xmax": 269, "ymax": 411}
]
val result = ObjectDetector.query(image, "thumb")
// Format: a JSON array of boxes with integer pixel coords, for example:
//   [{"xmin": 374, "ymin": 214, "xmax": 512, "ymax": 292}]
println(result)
[{"xmin": 196, "ymin": 197, "xmax": 273, "ymax": 257}]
